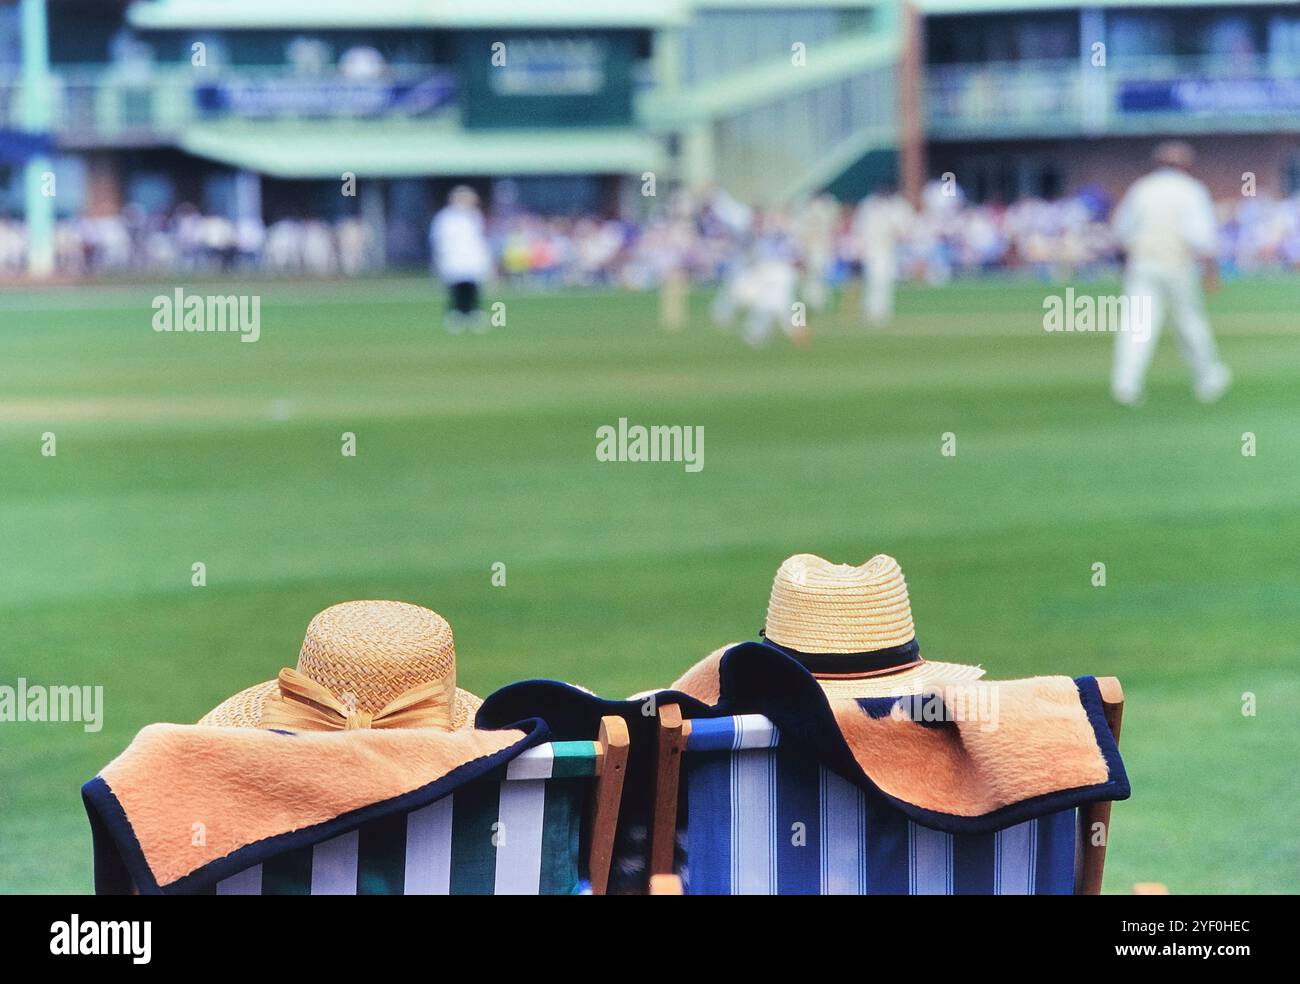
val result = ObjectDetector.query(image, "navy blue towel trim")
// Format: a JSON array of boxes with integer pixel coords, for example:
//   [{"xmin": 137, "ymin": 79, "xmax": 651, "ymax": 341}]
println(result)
[{"xmin": 81, "ymin": 720, "xmax": 550, "ymax": 895}]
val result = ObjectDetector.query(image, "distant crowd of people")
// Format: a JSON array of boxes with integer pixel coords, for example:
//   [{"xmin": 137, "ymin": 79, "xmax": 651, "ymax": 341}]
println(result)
[
  {"xmin": 0, "ymin": 204, "xmax": 377, "ymax": 279},
  {"xmin": 2, "ymin": 183, "xmax": 1298, "ymax": 285},
  {"xmin": 625, "ymin": 182, "xmax": 1300, "ymax": 292}
]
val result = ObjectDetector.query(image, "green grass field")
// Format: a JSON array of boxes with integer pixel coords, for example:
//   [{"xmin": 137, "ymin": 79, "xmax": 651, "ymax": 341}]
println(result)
[{"xmin": 2, "ymin": 276, "xmax": 1297, "ymax": 894}]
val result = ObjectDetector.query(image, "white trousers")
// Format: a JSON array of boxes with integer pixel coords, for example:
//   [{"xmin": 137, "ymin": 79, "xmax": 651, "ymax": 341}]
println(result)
[
  {"xmin": 1111, "ymin": 264, "xmax": 1226, "ymax": 402},
  {"xmin": 865, "ymin": 257, "xmax": 896, "ymax": 325}
]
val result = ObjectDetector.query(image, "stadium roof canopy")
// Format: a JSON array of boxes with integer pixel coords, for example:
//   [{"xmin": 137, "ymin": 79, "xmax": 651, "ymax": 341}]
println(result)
[
  {"xmin": 127, "ymin": 0, "xmax": 689, "ymax": 30},
  {"xmin": 641, "ymin": 32, "xmax": 897, "ymax": 126},
  {"xmin": 178, "ymin": 123, "xmax": 666, "ymax": 178}
]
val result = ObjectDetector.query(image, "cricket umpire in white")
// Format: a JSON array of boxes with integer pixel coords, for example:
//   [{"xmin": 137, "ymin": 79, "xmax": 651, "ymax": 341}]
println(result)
[
  {"xmin": 1111, "ymin": 141, "xmax": 1231, "ymax": 405},
  {"xmin": 429, "ymin": 185, "xmax": 492, "ymax": 333}
]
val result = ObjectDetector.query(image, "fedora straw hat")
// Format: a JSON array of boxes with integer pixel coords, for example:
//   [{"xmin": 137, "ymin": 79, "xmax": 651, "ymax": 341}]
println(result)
[
  {"xmin": 199, "ymin": 600, "xmax": 482, "ymax": 731},
  {"xmin": 760, "ymin": 553, "xmax": 985, "ymax": 697}
]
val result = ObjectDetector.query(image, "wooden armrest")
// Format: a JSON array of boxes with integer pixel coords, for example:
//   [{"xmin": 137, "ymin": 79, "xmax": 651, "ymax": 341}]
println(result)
[
  {"xmin": 1077, "ymin": 675, "xmax": 1125, "ymax": 895},
  {"xmin": 588, "ymin": 715, "xmax": 629, "ymax": 896},
  {"xmin": 649, "ymin": 703, "xmax": 686, "ymax": 882},
  {"xmin": 1096, "ymin": 676, "xmax": 1124, "ymax": 742}
]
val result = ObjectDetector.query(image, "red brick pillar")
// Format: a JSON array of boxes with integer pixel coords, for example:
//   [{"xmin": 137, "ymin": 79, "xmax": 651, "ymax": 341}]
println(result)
[
  {"xmin": 898, "ymin": 1, "xmax": 927, "ymax": 209},
  {"xmin": 84, "ymin": 152, "xmax": 123, "ymax": 217}
]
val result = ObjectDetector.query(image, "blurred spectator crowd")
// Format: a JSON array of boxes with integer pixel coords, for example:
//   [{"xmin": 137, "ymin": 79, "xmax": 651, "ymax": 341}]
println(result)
[
  {"xmin": 2, "ymin": 184, "xmax": 1298, "ymax": 282},
  {"xmin": 0, "ymin": 204, "xmax": 377, "ymax": 279}
]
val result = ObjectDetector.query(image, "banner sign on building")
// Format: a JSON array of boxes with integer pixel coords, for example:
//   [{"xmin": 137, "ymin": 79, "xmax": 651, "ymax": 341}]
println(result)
[
  {"xmin": 0, "ymin": 129, "xmax": 54, "ymax": 164},
  {"xmin": 195, "ymin": 73, "xmax": 456, "ymax": 119},
  {"xmin": 490, "ymin": 38, "xmax": 607, "ymax": 97},
  {"xmin": 457, "ymin": 30, "xmax": 637, "ymax": 129},
  {"xmin": 1120, "ymin": 77, "xmax": 1300, "ymax": 114}
]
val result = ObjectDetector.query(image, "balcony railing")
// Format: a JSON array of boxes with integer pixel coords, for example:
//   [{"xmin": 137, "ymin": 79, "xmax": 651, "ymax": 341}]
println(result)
[
  {"xmin": 926, "ymin": 54, "xmax": 1300, "ymax": 140},
  {"xmin": 0, "ymin": 64, "xmax": 459, "ymax": 146}
]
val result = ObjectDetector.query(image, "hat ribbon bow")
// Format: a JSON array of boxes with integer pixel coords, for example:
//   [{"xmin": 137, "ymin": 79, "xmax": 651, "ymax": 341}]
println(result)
[{"xmin": 260, "ymin": 667, "xmax": 454, "ymax": 731}]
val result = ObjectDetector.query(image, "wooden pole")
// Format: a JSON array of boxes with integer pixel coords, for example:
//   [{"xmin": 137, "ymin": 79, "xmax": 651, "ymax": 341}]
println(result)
[{"xmin": 897, "ymin": 1, "xmax": 927, "ymax": 208}]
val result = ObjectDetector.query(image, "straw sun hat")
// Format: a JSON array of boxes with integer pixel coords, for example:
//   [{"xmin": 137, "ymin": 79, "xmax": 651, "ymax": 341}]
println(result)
[
  {"xmin": 199, "ymin": 600, "xmax": 482, "ymax": 731},
  {"xmin": 760, "ymin": 553, "xmax": 985, "ymax": 698}
]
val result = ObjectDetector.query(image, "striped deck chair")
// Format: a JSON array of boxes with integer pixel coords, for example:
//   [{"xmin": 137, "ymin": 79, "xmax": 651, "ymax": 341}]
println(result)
[
  {"xmin": 208, "ymin": 718, "xmax": 628, "ymax": 896},
  {"xmin": 650, "ymin": 679, "xmax": 1124, "ymax": 895}
]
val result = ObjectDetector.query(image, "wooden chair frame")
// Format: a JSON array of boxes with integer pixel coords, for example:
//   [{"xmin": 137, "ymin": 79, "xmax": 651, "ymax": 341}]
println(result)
[
  {"xmin": 1076, "ymin": 676, "xmax": 1124, "ymax": 895},
  {"xmin": 589, "ymin": 715, "xmax": 630, "ymax": 895},
  {"xmin": 650, "ymin": 677, "xmax": 1125, "ymax": 895},
  {"xmin": 649, "ymin": 703, "xmax": 688, "ymax": 882}
]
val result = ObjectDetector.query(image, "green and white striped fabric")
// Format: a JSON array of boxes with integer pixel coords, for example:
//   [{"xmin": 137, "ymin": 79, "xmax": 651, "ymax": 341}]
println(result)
[{"xmin": 212, "ymin": 740, "xmax": 599, "ymax": 895}]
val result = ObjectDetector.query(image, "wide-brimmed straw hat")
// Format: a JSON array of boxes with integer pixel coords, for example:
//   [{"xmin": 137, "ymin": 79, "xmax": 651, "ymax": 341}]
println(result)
[
  {"xmin": 760, "ymin": 553, "xmax": 985, "ymax": 697},
  {"xmin": 199, "ymin": 600, "xmax": 482, "ymax": 730}
]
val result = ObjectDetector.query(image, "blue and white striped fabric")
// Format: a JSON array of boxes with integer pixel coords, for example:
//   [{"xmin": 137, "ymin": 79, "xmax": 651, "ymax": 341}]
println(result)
[{"xmin": 682, "ymin": 715, "xmax": 1077, "ymax": 895}]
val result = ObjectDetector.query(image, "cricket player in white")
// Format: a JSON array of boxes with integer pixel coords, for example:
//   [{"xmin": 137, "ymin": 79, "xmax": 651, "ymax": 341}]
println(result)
[
  {"xmin": 1111, "ymin": 142, "xmax": 1231, "ymax": 404},
  {"xmin": 430, "ymin": 185, "xmax": 493, "ymax": 333},
  {"xmin": 854, "ymin": 187, "xmax": 914, "ymax": 326},
  {"xmin": 797, "ymin": 193, "xmax": 840, "ymax": 312},
  {"xmin": 724, "ymin": 211, "xmax": 802, "ymax": 347}
]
